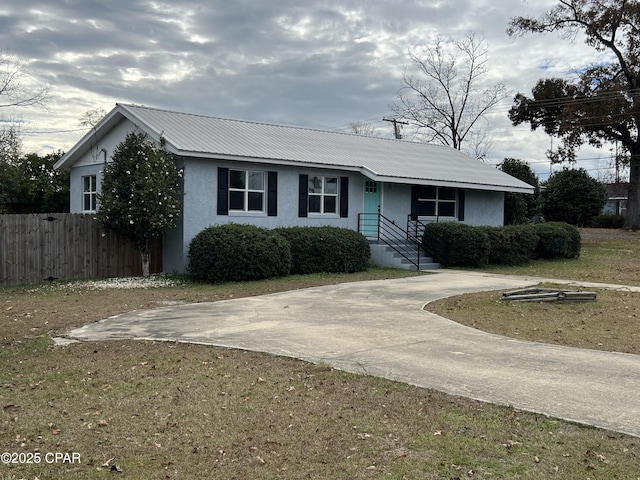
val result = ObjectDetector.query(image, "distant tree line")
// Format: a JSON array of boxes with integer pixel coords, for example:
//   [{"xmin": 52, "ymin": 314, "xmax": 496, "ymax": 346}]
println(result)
[{"xmin": 0, "ymin": 151, "xmax": 69, "ymax": 213}]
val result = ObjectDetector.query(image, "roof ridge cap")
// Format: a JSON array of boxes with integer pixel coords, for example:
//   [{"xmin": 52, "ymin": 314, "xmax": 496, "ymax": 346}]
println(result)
[{"xmin": 117, "ymin": 103, "xmax": 424, "ymax": 145}]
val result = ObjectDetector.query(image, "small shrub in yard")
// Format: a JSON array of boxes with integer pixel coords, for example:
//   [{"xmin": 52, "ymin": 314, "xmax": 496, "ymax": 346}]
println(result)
[
  {"xmin": 534, "ymin": 222, "xmax": 581, "ymax": 259},
  {"xmin": 188, "ymin": 224, "xmax": 292, "ymax": 282},
  {"xmin": 484, "ymin": 224, "xmax": 538, "ymax": 265},
  {"xmin": 423, "ymin": 222, "xmax": 490, "ymax": 267},
  {"xmin": 273, "ymin": 226, "xmax": 370, "ymax": 274},
  {"xmin": 590, "ymin": 214, "xmax": 625, "ymax": 229}
]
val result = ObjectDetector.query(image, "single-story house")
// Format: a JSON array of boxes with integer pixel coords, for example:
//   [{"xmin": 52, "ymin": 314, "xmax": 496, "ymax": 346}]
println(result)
[
  {"xmin": 54, "ymin": 103, "xmax": 534, "ymax": 272},
  {"xmin": 602, "ymin": 182, "xmax": 628, "ymax": 216}
]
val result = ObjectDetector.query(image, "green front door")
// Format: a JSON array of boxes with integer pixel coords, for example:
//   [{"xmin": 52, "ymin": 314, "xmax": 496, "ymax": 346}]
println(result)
[{"xmin": 363, "ymin": 179, "xmax": 380, "ymax": 237}]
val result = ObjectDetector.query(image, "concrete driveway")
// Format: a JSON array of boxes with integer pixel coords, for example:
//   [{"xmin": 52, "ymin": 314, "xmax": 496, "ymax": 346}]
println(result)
[{"xmin": 67, "ymin": 270, "xmax": 640, "ymax": 438}]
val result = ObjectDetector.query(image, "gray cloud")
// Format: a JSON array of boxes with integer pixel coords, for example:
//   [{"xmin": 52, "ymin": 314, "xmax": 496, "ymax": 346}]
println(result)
[{"xmin": 0, "ymin": 0, "xmax": 613, "ymax": 179}]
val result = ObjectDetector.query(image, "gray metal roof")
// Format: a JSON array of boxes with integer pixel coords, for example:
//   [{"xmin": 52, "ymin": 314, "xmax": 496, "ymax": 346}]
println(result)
[{"xmin": 56, "ymin": 103, "xmax": 534, "ymax": 193}]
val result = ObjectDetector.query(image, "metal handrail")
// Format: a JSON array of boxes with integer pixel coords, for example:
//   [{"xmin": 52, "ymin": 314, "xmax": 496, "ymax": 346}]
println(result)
[
  {"xmin": 407, "ymin": 216, "xmax": 438, "ymax": 244},
  {"xmin": 358, "ymin": 213, "xmax": 422, "ymax": 269}
]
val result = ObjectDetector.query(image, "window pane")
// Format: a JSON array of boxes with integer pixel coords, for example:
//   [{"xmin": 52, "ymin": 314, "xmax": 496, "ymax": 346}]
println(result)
[
  {"xmin": 229, "ymin": 191, "xmax": 244, "ymax": 210},
  {"xmin": 418, "ymin": 186, "xmax": 437, "ymax": 200},
  {"xmin": 248, "ymin": 192, "xmax": 263, "ymax": 211},
  {"xmin": 308, "ymin": 177, "xmax": 322, "ymax": 193},
  {"xmin": 84, "ymin": 195, "xmax": 92, "ymax": 211},
  {"xmin": 324, "ymin": 196, "xmax": 337, "ymax": 213},
  {"xmin": 439, "ymin": 188, "xmax": 456, "ymax": 200},
  {"xmin": 83, "ymin": 176, "xmax": 94, "ymax": 193},
  {"xmin": 324, "ymin": 177, "xmax": 338, "ymax": 194},
  {"xmin": 438, "ymin": 202, "xmax": 456, "ymax": 217},
  {"xmin": 417, "ymin": 201, "xmax": 435, "ymax": 216},
  {"xmin": 229, "ymin": 170, "xmax": 245, "ymax": 189},
  {"xmin": 308, "ymin": 195, "xmax": 321, "ymax": 213},
  {"xmin": 248, "ymin": 171, "xmax": 264, "ymax": 190}
]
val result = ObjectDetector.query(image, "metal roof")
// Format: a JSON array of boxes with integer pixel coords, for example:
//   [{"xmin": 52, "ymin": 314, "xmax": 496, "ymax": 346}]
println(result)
[{"xmin": 56, "ymin": 103, "xmax": 534, "ymax": 194}]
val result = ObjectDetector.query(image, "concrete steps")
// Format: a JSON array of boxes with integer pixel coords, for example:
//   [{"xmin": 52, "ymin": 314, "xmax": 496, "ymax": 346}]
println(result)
[{"xmin": 369, "ymin": 240, "xmax": 440, "ymax": 270}]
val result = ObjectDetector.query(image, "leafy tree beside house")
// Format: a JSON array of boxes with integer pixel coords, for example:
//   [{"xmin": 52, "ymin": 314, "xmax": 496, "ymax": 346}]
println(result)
[
  {"xmin": 499, "ymin": 158, "xmax": 540, "ymax": 224},
  {"xmin": 97, "ymin": 132, "xmax": 182, "ymax": 276},
  {"xmin": 541, "ymin": 168, "xmax": 607, "ymax": 226}
]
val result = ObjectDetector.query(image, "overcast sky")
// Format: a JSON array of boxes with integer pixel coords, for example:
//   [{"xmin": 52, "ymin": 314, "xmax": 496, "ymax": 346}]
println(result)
[{"xmin": 0, "ymin": 0, "xmax": 620, "ymax": 180}]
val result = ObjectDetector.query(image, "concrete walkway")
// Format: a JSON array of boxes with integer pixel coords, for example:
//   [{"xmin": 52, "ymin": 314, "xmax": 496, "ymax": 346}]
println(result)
[{"xmin": 67, "ymin": 270, "xmax": 640, "ymax": 438}]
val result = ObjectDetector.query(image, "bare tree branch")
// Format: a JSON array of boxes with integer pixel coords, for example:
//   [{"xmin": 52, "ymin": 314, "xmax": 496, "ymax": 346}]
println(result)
[{"xmin": 0, "ymin": 51, "xmax": 51, "ymax": 109}]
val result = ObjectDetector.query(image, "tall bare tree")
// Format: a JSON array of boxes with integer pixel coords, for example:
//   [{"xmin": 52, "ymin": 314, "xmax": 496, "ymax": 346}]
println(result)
[
  {"xmin": 507, "ymin": 0, "xmax": 640, "ymax": 230},
  {"xmin": 0, "ymin": 51, "xmax": 50, "ymax": 109},
  {"xmin": 389, "ymin": 32, "xmax": 508, "ymax": 160},
  {"xmin": 0, "ymin": 51, "xmax": 50, "ymax": 166}
]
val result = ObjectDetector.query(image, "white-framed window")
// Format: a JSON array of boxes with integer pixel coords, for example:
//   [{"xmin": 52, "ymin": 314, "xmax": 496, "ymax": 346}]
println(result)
[
  {"xmin": 308, "ymin": 175, "xmax": 338, "ymax": 214},
  {"xmin": 82, "ymin": 175, "xmax": 97, "ymax": 212},
  {"xmin": 416, "ymin": 186, "xmax": 456, "ymax": 217},
  {"xmin": 229, "ymin": 169, "xmax": 265, "ymax": 212}
]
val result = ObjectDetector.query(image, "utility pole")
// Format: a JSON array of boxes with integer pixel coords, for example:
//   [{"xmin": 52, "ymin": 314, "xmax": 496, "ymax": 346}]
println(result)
[{"xmin": 383, "ymin": 117, "xmax": 408, "ymax": 139}]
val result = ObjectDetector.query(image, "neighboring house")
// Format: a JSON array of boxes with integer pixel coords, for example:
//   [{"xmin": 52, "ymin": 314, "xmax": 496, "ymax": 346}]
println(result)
[
  {"xmin": 54, "ymin": 103, "xmax": 534, "ymax": 273},
  {"xmin": 602, "ymin": 182, "xmax": 628, "ymax": 216}
]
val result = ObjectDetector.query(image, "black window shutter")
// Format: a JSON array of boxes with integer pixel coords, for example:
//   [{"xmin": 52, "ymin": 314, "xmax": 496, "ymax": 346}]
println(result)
[
  {"xmin": 217, "ymin": 167, "xmax": 229, "ymax": 215},
  {"xmin": 298, "ymin": 174, "xmax": 308, "ymax": 217},
  {"xmin": 457, "ymin": 189, "xmax": 465, "ymax": 221},
  {"xmin": 339, "ymin": 176, "xmax": 349, "ymax": 218},
  {"xmin": 410, "ymin": 185, "xmax": 418, "ymax": 220},
  {"xmin": 267, "ymin": 171, "xmax": 278, "ymax": 216}
]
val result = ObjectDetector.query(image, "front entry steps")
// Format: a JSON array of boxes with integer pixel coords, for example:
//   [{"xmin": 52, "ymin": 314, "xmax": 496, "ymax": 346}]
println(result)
[{"xmin": 368, "ymin": 240, "xmax": 440, "ymax": 271}]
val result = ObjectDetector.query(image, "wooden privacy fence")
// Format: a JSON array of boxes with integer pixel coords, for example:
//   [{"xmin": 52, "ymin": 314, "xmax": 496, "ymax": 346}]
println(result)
[{"xmin": 0, "ymin": 213, "xmax": 162, "ymax": 286}]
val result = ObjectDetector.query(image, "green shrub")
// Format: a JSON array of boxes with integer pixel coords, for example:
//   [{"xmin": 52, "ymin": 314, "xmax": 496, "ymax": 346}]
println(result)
[
  {"xmin": 423, "ymin": 222, "xmax": 490, "ymax": 267},
  {"xmin": 273, "ymin": 226, "xmax": 370, "ymax": 274},
  {"xmin": 534, "ymin": 222, "xmax": 581, "ymax": 259},
  {"xmin": 589, "ymin": 214, "xmax": 625, "ymax": 229},
  {"xmin": 484, "ymin": 224, "xmax": 538, "ymax": 265},
  {"xmin": 187, "ymin": 224, "xmax": 292, "ymax": 282}
]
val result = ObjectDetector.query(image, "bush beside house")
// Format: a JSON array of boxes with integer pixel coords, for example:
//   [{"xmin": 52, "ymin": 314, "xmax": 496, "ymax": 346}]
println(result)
[
  {"xmin": 188, "ymin": 224, "xmax": 370, "ymax": 283},
  {"xmin": 188, "ymin": 224, "xmax": 292, "ymax": 282},
  {"xmin": 423, "ymin": 221, "xmax": 580, "ymax": 268},
  {"xmin": 422, "ymin": 222, "xmax": 491, "ymax": 268},
  {"xmin": 273, "ymin": 226, "xmax": 370, "ymax": 274}
]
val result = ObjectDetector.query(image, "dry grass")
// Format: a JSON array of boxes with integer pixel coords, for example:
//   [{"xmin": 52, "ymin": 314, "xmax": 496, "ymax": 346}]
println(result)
[
  {"xmin": 1, "ymin": 243, "xmax": 640, "ymax": 479},
  {"xmin": 2, "ymin": 340, "xmax": 639, "ymax": 480},
  {"xmin": 426, "ymin": 229, "xmax": 640, "ymax": 355},
  {"xmin": 426, "ymin": 287, "xmax": 640, "ymax": 355}
]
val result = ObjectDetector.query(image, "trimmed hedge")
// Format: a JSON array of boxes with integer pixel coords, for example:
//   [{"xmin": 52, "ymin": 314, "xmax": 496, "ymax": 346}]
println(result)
[
  {"xmin": 273, "ymin": 226, "xmax": 371, "ymax": 274},
  {"xmin": 534, "ymin": 222, "xmax": 581, "ymax": 259},
  {"xmin": 422, "ymin": 222, "xmax": 490, "ymax": 267},
  {"xmin": 423, "ymin": 221, "xmax": 579, "ymax": 267},
  {"xmin": 484, "ymin": 224, "xmax": 539, "ymax": 265},
  {"xmin": 187, "ymin": 224, "xmax": 292, "ymax": 282}
]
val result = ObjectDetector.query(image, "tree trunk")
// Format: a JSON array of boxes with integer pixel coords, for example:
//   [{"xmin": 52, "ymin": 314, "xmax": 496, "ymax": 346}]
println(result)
[
  {"xmin": 140, "ymin": 238, "xmax": 151, "ymax": 277},
  {"xmin": 141, "ymin": 251, "xmax": 150, "ymax": 277},
  {"xmin": 625, "ymin": 148, "xmax": 640, "ymax": 231}
]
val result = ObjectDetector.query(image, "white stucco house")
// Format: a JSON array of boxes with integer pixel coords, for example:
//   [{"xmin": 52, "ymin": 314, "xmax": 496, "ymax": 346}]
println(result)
[{"xmin": 54, "ymin": 103, "xmax": 534, "ymax": 272}]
